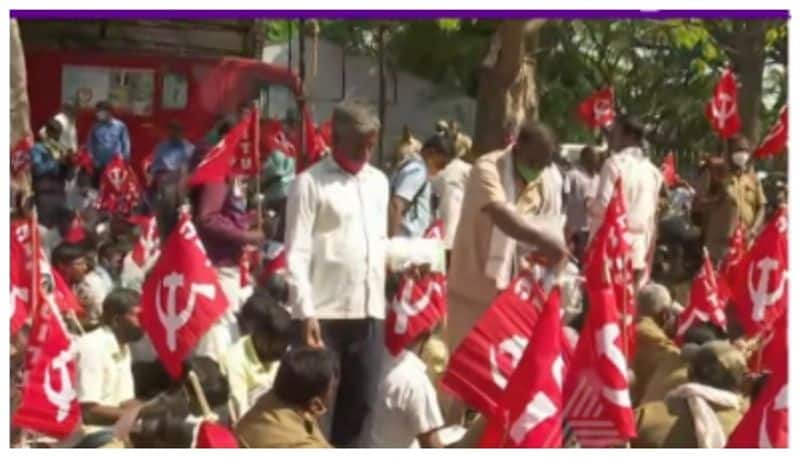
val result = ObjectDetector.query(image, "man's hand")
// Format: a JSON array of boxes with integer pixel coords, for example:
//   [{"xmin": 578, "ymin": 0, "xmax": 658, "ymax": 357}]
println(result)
[{"xmin": 301, "ymin": 318, "xmax": 324, "ymax": 348}]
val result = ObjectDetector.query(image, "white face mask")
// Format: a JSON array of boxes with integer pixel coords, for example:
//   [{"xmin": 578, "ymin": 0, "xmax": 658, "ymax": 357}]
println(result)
[{"xmin": 732, "ymin": 151, "xmax": 750, "ymax": 169}]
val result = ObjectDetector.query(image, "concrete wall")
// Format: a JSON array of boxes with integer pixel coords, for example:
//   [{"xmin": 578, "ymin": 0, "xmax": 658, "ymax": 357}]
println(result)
[{"xmin": 262, "ymin": 38, "xmax": 476, "ymax": 162}]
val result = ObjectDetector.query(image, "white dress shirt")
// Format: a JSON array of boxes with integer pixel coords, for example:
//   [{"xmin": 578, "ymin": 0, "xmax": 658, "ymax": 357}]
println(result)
[
  {"xmin": 430, "ymin": 158, "xmax": 472, "ymax": 250},
  {"xmin": 285, "ymin": 155, "xmax": 389, "ymax": 320},
  {"xmin": 362, "ymin": 349, "xmax": 445, "ymax": 448}
]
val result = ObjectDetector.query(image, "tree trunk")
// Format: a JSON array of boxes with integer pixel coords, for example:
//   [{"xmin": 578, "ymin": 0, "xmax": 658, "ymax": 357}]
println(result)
[{"xmin": 472, "ymin": 20, "xmax": 545, "ymax": 157}]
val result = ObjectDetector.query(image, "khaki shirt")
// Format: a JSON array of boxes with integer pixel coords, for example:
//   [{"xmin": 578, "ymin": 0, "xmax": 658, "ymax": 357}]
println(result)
[
  {"xmin": 632, "ymin": 395, "xmax": 743, "ymax": 448},
  {"xmin": 728, "ymin": 172, "xmax": 767, "ymax": 229},
  {"xmin": 632, "ymin": 317, "xmax": 680, "ymax": 406},
  {"xmin": 638, "ymin": 352, "xmax": 689, "ymax": 406},
  {"xmin": 235, "ymin": 391, "xmax": 330, "ymax": 448}
]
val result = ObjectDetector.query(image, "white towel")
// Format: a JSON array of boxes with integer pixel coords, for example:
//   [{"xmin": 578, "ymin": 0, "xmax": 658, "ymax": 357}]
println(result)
[{"xmin": 666, "ymin": 382, "xmax": 743, "ymax": 448}]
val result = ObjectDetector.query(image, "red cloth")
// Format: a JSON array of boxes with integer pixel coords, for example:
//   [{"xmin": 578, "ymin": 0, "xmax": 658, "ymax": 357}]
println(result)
[
  {"xmin": 705, "ymin": 68, "xmax": 741, "ymax": 139},
  {"xmin": 717, "ymin": 223, "xmax": 746, "ymax": 303},
  {"xmin": 753, "ymin": 105, "xmax": 788, "ymax": 159},
  {"xmin": 73, "ymin": 145, "xmax": 94, "ymax": 174},
  {"xmin": 731, "ymin": 206, "xmax": 787, "ymax": 336},
  {"xmin": 63, "ymin": 216, "xmax": 86, "ymax": 244},
  {"xmin": 479, "ymin": 287, "xmax": 565, "ymax": 448},
  {"xmin": 140, "ymin": 212, "xmax": 230, "ymax": 380},
  {"xmin": 440, "ymin": 273, "xmax": 542, "ymax": 417},
  {"xmin": 674, "ymin": 249, "xmax": 727, "ymax": 343},
  {"xmin": 195, "ymin": 421, "xmax": 239, "ymax": 448},
  {"xmin": 130, "ymin": 215, "xmax": 160, "ymax": 268},
  {"xmin": 11, "ymin": 135, "xmax": 33, "ymax": 176},
  {"xmin": 191, "ymin": 110, "xmax": 256, "ymax": 186},
  {"xmin": 726, "ymin": 362, "xmax": 787, "ymax": 448},
  {"xmin": 660, "ymin": 152, "xmax": 678, "ymax": 188},
  {"xmin": 10, "ymin": 227, "xmax": 30, "ymax": 335},
  {"xmin": 97, "ymin": 154, "xmax": 143, "ymax": 216},
  {"xmin": 232, "ymin": 110, "xmax": 261, "ymax": 176},
  {"xmin": 577, "ymin": 87, "xmax": 616, "ymax": 130},
  {"xmin": 385, "ymin": 273, "xmax": 447, "ymax": 356}
]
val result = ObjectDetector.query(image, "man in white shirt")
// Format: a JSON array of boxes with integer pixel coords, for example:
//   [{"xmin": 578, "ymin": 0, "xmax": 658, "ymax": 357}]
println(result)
[
  {"xmin": 39, "ymin": 102, "xmax": 78, "ymax": 156},
  {"xmin": 285, "ymin": 100, "xmax": 388, "ymax": 447},
  {"xmin": 563, "ymin": 145, "xmax": 601, "ymax": 261},
  {"xmin": 75, "ymin": 288, "xmax": 144, "ymax": 447},
  {"xmin": 588, "ymin": 116, "xmax": 663, "ymax": 284}
]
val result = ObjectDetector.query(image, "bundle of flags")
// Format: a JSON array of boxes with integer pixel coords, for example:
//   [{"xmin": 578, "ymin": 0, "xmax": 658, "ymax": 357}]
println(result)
[
  {"xmin": 97, "ymin": 154, "xmax": 143, "ymax": 216},
  {"xmin": 191, "ymin": 108, "xmax": 259, "ymax": 187}
]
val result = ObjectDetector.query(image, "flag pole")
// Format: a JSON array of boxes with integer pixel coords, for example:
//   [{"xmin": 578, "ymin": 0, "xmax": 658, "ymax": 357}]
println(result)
[
  {"xmin": 29, "ymin": 208, "xmax": 40, "ymax": 318},
  {"xmin": 187, "ymin": 370, "xmax": 215, "ymax": 421},
  {"xmin": 253, "ymin": 99, "xmax": 263, "ymax": 231}
]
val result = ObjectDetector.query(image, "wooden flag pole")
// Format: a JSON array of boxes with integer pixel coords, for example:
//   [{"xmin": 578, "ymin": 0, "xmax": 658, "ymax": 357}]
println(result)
[
  {"xmin": 187, "ymin": 370, "xmax": 215, "ymax": 421},
  {"xmin": 253, "ymin": 99, "xmax": 263, "ymax": 232}
]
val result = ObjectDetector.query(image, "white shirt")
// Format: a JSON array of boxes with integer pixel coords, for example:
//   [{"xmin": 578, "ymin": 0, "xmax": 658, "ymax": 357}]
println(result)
[
  {"xmin": 78, "ymin": 269, "xmax": 113, "ymax": 323},
  {"xmin": 285, "ymin": 155, "xmax": 389, "ymax": 320},
  {"xmin": 40, "ymin": 112, "xmax": 78, "ymax": 153},
  {"xmin": 588, "ymin": 146, "xmax": 663, "ymax": 269},
  {"xmin": 362, "ymin": 350, "xmax": 445, "ymax": 448},
  {"xmin": 430, "ymin": 158, "xmax": 472, "ymax": 249},
  {"xmin": 563, "ymin": 166, "xmax": 599, "ymax": 233},
  {"xmin": 76, "ymin": 326, "xmax": 135, "ymax": 433}
]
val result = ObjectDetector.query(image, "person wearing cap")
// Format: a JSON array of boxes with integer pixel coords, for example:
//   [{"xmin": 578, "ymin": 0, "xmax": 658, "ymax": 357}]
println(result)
[
  {"xmin": 693, "ymin": 157, "xmax": 738, "ymax": 264},
  {"xmin": 633, "ymin": 340, "xmax": 746, "ymax": 448},
  {"xmin": 74, "ymin": 288, "xmax": 144, "ymax": 447},
  {"xmin": 87, "ymin": 100, "xmax": 131, "ymax": 171},
  {"xmin": 420, "ymin": 132, "xmax": 472, "ymax": 253},
  {"xmin": 285, "ymin": 100, "xmax": 388, "ymax": 447},
  {"xmin": 388, "ymin": 131, "xmax": 433, "ymax": 238},
  {"xmin": 725, "ymin": 136, "xmax": 767, "ymax": 240},
  {"xmin": 39, "ymin": 102, "xmax": 78, "ymax": 157},
  {"xmin": 589, "ymin": 115, "xmax": 663, "ymax": 287}
]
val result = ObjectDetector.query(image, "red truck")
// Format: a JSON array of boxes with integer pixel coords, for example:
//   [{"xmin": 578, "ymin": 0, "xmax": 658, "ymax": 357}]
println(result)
[{"xmin": 19, "ymin": 19, "xmax": 321, "ymax": 177}]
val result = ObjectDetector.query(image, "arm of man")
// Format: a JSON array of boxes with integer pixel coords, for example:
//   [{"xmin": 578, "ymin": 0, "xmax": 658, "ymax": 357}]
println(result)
[
  {"xmin": 388, "ymin": 161, "xmax": 427, "ymax": 237},
  {"xmin": 194, "ymin": 181, "xmax": 264, "ymax": 246},
  {"xmin": 409, "ymin": 379, "xmax": 446, "ymax": 448},
  {"xmin": 284, "ymin": 173, "xmax": 322, "ymax": 346}
]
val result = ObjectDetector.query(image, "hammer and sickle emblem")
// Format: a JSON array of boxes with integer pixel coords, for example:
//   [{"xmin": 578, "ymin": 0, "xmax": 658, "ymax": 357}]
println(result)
[
  {"xmin": 391, "ymin": 278, "xmax": 442, "ymax": 334},
  {"xmin": 43, "ymin": 345, "xmax": 77, "ymax": 422},
  {"xmin": 489, "ymin": 335, "xmax": 528, "ymax": 390},
  {"xmin": 595, "ymin": 323, "xmax": 632, "ymax": 407},
  {"xmin": 108, "ymin": 167, "xmax": 125, "ymax": 190},
  {"xmin": 508, "ymin": 356, "xmax": 564, "ymax": 444},
  {"xmin": 711, "ymin": 93, "xmax": 737, "ymax": 128},
  {"xmin": 747, "ymin": 257, "xmax": 787, "ymax": 322},
  {"xmin": 155, "ymin": 272, "xmax": 216, "ymax": 352},
  {"xmin": 593, "ymin": 99, "xmax": 613, "ymax": 127}
]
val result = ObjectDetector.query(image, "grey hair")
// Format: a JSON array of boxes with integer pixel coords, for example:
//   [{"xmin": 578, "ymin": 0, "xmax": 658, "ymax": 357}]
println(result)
[
  {"xmin": 636, "ymin": 282, "xmax": 672, "ymax": 318},
  {"xmin": 332, "ymin": 100, "xmax": 381, "ymax": 143}
]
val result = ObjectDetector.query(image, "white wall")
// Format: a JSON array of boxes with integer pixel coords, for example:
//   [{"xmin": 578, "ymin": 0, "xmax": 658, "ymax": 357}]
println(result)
[{"xmin": 263, "ymin": 38, "xmax": 476, "ymax": 162}]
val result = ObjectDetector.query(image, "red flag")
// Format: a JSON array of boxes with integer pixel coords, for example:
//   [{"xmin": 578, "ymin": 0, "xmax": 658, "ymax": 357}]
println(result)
[
  {"xmin": 726, "ymin": 363, "xmax": 787, "ymax": 448},
  {"xmin": 660, "ymin": 152, "xmax": 678, "ymax": 188},
  {"xmin": 11, "ymin": 134, "xmax": 33, "ymax": 176},
  {"xmin": 195, "ymin": 421, "xmax": 239, "ymax": 448},
  {"xmin": 318, "ymin": 120, "xmax": 333, "ymax": 149},
  {"xmin": 11, "ymin": 229, "xmax": 30, "ymax": 335},
  {"xmin": 232, "ymin": 108, "xmax": 260, "ymax": 176},
  {"xmin": 73, "ymin": 145, "xmax": 94, "ymax": 175},
  {"xmin": 424, "ymin": 219, "xmax": 445, "ymax": 240},
  {"xmin": 717, "ymin": 223, "xmax": 747, "ymax": 302},
  {"xmin": 192, "ymin": 110, "xmax": 256, "ymax": 186},
  {"xmin": 584, "ymin": 178, "xmax": 636, "ymax": 359},
  {"xmin": 578, "ymin": 87, "xmax": 616, "ymax": 130},
  {"xmin": 731, "ymin": 206, "xmax": 787, "ymax": 336},
  {"xmin": 753, "ymin": 105, "xmax": 788, "ymax": 159},
  {"xmin": 63, "ymin": 215, "xmax": 86, "ymax": 244},
  {"xmin": 440, "ymin": 273, "xmax": 542, "ymax": 417},
  {"xmin": 51, "ymin": 268, "xmax": 85, "ymax": 317},
  {"xmin": 259, "ymin": 244, "xmax": 287, "ymax": 284},
  {"xmin": 140, "ymin": 212, "xmax": 230, "ymax": 379},
  {"xmin": 12, "ymin": 232, "xmax": 81, "ymax": 439},
  {"xmin": 385, "ymin": 273, "xmax": 447, "ymax": 356},
  {"xmin": 97, "ymin": 154, "xmax": 142, "ymax": 215},
  {"xmin": 130, "ymin": 215, "xmax": 160, "ymax": 269},
  {"xmin": 706, "ymin": 68, "xmax": 741, "ymax": 138},
  {"xmin": 239, "ymin": 245, "xmax": 260, "ymax": 287},
  {"xmin": 675, "ymin": 249, "xmax": 727, "ymax": 342},
  {"xmin": 757, "ymin": 312, "xmax": 788, "ymax": 375},
  {"xmin": 479, "ymin": 287, "xmax": 565, "ymax": 448},
  {"xmin": 562, "ymin": 285, "xmax": 636, "ymax": 447}
]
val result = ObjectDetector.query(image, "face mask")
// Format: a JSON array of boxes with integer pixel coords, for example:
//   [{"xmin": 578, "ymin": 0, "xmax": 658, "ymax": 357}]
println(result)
[
  {"xmin": 732, "ymin": 152, "xmax": 750, "ymax": 169},
  {"xmin": 515, "ymin": 160, "xmax": 542, "ymax": 184},
  {"xmin": 332, "ymin": 148, "xmax": 367, "ymax": 175}
]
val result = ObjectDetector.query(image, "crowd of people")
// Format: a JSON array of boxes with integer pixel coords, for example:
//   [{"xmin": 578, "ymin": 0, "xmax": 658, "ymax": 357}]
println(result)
[{"xmin": 9, "ymin": 94, "xmax": 787, "ymax": 449}]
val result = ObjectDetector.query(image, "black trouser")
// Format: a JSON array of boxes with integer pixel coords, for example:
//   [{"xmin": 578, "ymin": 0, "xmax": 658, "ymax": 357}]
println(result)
[{"xmin": 295, "ymin": 318, "xmax": 384, "ymax": 448}]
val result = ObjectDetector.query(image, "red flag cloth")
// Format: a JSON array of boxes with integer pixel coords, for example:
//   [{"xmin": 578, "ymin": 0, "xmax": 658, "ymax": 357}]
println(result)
[
  {"xmin": 259, "ymin": 243, "xmax": 287, "ymax": 285},
  {"xmin": 717, "ymin": 223, "xmax": 747, "ymax": 303},
  {"xmin": 731, "ymin": 206, "xmax": 788, "ymax": 336},
  {"xmin": 232, "ymin": 109, "xmax": 260, "ymax": 176},
  {"xmin": 583, "ymin": 178, "xmax": 636, "ymax": 359},
  {"xmin": 239, "ymin": 245, "xmax": 260, "ymax": 287},
  {"xmin": 195, "ymin": 421, "xmax": 239, "ymax": 448},
  {"xmin": 11, "ymin": 134, "xmax": 33, "ymax": 176},
  {"xmin": 726, "ymin": 363, "xmax": 787, "ymax": 448},
  {"xmin": 577, "ymin": 87, "xmax": 616, "ymax": 130},
  {"xmin": 318, "ymin": 120, "xmax": 333, "ymax": 149},
  {"xmin": 706, "ymin": 68, "xmax": 742, "ymax": 139},
  {"xmin": 675, "ymin": 250, "xmax": 727, "ymax": 342},
  {"xmin": 192, "ymin": 111, "xmax": 256, "ymax": 186},
  {"xmin": 424, "ymin": 219, "xmax": 445, "ymax": 240},
  {"xmin": 63, "ymin": 215, "xmax": 86, "ymax": 244},
  {"xmin": 140, "ymin": 212, "xmax": 230, "ymax": 380},
  {"xmin": 440, "ymin": 273, "xmax": 542, "ymax": 417},
  {"xmin": 385, "ymin": 273, "xmax": 447, "ymax": 356},
  {"xmin": 262, "ymin": 120, "xmax": 297, "ymax": 157},
  {"xmin": 130, "ymin": 215, "xmax": 160, "ymax": 268},
  {"xmin": 11, "ymin": 229, "xmax": 30, "ymax": 335},
  {"xmin": 480, "ymin": 287, "xmax": 565, "ymax": 448},
  {"xmin": 758, "ymin": 312, "xmax": 788, "ymax": 375},
  {"xmin": 660, "ymin": 152, "xmax": 678, "ymax": 188},
  {"xmin": 73, "ymin": 145, "xmax": 94, "ymax": 175},
  {"xmin": 12, "ymin": 247, "xmax": 82, "ymax": 439},
  {"xmin": 97, "ymin": 154, "xmax": 143, "ymax": 216},
  {"xmin": 753, "ymin": 105, "xmax": 788, "ymax": 159},
  {"xmin": 562, "ymin": 285, "xmax": 637, "ymax": 447}
]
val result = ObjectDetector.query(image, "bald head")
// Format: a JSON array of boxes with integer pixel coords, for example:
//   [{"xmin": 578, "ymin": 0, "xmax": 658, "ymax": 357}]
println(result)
[{"xmin": 637, "ymin": 283, "xmax": 672, "ymax": 319}]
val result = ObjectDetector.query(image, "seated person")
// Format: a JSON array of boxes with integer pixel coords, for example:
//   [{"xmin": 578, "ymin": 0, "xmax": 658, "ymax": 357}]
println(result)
[
  {"xmin": 632, "ymin": 283, "xmax": 678, "ymax": 405},
  {"xmin": 221, "ymin": 290, "xmax": 292, "ymax": 416},
  {"xmin": 633, "ymin": 340, "xmax": 747, "ymax": 448},
  {"xmin": 235, "ymin": 347, "xmax": 338, "ymax": 448}
]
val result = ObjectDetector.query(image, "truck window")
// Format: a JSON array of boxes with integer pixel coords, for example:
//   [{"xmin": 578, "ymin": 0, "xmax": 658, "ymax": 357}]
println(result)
[
  {"xmin": 162, "ymin": 72, "xmax": 188, "ymax": 110},
  {"xmin": 62, "ymin": 65, "xmax": 154, "ymax": 116},
  {"xmin": 259, "ymin": 84, "xmax": 298, "ymax": 123}
]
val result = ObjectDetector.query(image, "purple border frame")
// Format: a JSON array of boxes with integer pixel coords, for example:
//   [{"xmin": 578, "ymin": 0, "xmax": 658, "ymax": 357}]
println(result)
[{"xmin": 9, "ymin": 10, "xmax": 791, "ymax": 20}]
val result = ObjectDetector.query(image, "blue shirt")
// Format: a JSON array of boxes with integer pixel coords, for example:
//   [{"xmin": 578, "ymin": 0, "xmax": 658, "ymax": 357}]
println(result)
[
  {"xmin": 30, "ymin": 142, "xmax": 62, "ymax": 177},
  {"xmin": 88, "ymin": 118, "xmax": 131, "ymax": 168},
  {"xmin": 390, "ymin": 157, "xmax": 432, "ymax": 238},
  {"xmin": 150, "ymin": 139, "xmax": 195, "ymax": 175}
]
